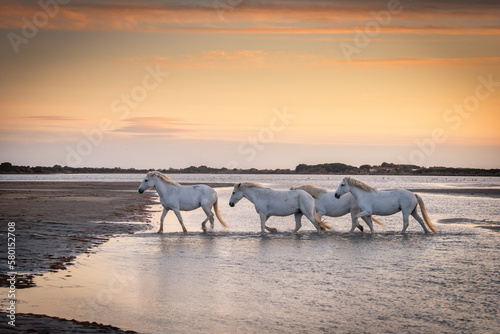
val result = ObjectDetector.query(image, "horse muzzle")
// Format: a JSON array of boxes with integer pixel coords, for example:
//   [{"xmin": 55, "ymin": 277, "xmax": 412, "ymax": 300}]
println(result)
[
  {"xmin": 229, "ymin": 202, "xmax": 235, "ymax": 207},
  {"xmin": 334, "ymin": 193, "xmax": 340, "ymax": 199},
  {"xmin": 138, "ymin": 189, "xmax": 144, "ymax": 194}
]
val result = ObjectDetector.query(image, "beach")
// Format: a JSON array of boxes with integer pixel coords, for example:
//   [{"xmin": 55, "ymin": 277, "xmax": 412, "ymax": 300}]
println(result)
[
  {"xmin": 0, "ymin": 182, "xmax": 156, "ymax": 286},
  {"xmin": 0, "ymin": 181, "xmax": 233, "ymax": 281},
  {"xmin": 0, "ymin": 181, "xmax": 153, "ymax": 332},
  {"xmin": 0, "ymin": 181, "xmax": 231, "ymax": 332},
  {"xmin": 1, "ymin": 176, "xmax": 499, "ymax": 333}
]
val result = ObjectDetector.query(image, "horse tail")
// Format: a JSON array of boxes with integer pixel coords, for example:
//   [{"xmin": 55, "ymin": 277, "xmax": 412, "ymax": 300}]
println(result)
[
  {"xmin": 213, "ymin": 197, "xmax": 228, "ymax": 229},
  {"xmin": 371, "ymin": 216, "xmax": 385, "ymax": 227},
  {"xmin": 415, "ymin": 194, "xmax": 438, "ymax": 234},
  {"xmin": 314, "ymin": 209, "xmax": 332, "ymax": 230}
]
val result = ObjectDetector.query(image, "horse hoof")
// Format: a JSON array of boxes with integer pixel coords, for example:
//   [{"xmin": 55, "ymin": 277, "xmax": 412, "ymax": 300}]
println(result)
[
  {"xmin": 269, "ymin": 228, "xmax": 278, "ymax": 233},
  {"xmin": 157, "ymin": 231, "xmax": 163, "ymax": 234},
  {"xmin": 358, "ymin": 225, "xmax": 364, "ymax": 232}
]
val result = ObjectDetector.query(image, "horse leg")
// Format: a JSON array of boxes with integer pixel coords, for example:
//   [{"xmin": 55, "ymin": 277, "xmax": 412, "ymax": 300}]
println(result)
[
  {"xmin": 362, "ymin": 216, "xmax": 374, "ymax": 234},
  {"xmin": 299, "ymin": 199, "xmax": 324, "ymax": 234},
  {"xmin": 316, "ymin": 210, "xmax": 327, "ymax": 232},
  {"xmin": 172, "ymin": 208, "xmax": 188, "ymax": 234},
  {"xmin": 201, "ymin": 204, "xmax": 215, "ymax": 233},
  {"xmin": 350, "ymin": 210, "xmax": 364, "ymax": 233},
  {"xmin": 401, "ymin": 211, "xmax": 410, "ymax": 234},
  {"xmin": 260, "ymin": 213, "xmax": 276, "ymax": 234},
  {"xmin": 411, "ymin": 209, "xmax": 430, "ymax": 234},
  {"xmin": 201, "ymin": 217, "xmax": 209, "ymax": 233},
  {"xmin": 158, "ymin": 207, "xmax": 168, "ymax": 233},
  {"xmin": 302, "ymin": 211, "xmax": 322, "ymax": 235},
  {"xmin": 294, "ymin": 212, "xmax": 303, "ymax": 233},
  {"xmin": 361, "ymin": 216, "xmax": 378, "ymax": 233},
  {"xmin": 356, "ymin": 210, "xmax": 373, "ymax": 233}
]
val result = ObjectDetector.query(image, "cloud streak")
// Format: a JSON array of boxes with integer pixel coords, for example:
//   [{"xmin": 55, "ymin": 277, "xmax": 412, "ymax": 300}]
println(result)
[
  {"xmin": 119, "ymin": 51, "xmax": 320, "ymax": 69},
  {"xmin": 321, "ymin": 57, "xmax": 500, "ymax": 68},
  {"xmin": 119, "ymin": 52, "xmax": 500, "ymax": 69},
  {"xmin": 113, "ymin": 117, "xmax": 191, "ymax": 136},
  {"xmin": 25, "ymin": 115, "xmax": 84, "ymax": 121},
  {"xmin": 1, "ymin": 0, "xmax": 499, "ymax": 35}
]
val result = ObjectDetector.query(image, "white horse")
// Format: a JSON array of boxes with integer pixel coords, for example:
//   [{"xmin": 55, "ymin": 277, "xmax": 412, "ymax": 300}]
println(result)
[
  {"xmin": 229, "ymin": 182, "xmax": 331, "ymax": 234},
  {"xmin": 138, "ymin": 171, "xmax": 227, "ymax": 233},
  {"xmin": 334, "ymin": 177, "xmax": 437, "ymax": 234},
  {"xmin": 290, "ymin": 185, "xmax": 385, "ymax": 233}
]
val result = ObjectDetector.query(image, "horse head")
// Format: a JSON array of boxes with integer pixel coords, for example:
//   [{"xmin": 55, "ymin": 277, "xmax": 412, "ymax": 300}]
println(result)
[
  {"xmin": 138, "ymin": 171, "xmax": 156, "ymax": 194},
  {"xmin": 229, "ymin": 183, "xmax": 244, "ymax": 207},
  {"xmin": 334, "ymin": 177, "xmax": 351, "ymax": 199}
]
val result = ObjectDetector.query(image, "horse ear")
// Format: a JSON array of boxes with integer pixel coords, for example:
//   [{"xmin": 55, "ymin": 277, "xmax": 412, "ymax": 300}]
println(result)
[{"xmin": 237, "ymin": 183, "xmax": 241, "ymax": 188}]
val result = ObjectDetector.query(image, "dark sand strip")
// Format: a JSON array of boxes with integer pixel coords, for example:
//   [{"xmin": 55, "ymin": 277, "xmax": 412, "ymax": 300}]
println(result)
[
  {"xmin": 408, "ymin": 188, "xmax": 500, "ymax": 197},
  {"xmin": 0, "ymin": 181, "xmax": 232, "ymax": 287},
  {"xmin": 0, "ymin": 181, "xmax": 229, "ymax": 333},
  {"xmin": 0, "ymin": 182, "xmax": 156, "ymax": 288},
  {"xmin": 0, "ymin": 312, "xmax": 137, "ymax": 333}
]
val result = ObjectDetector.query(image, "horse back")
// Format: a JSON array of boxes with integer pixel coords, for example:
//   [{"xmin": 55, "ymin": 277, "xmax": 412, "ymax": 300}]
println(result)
[
  {"xmin": 175, "ymin": 184, "xmax": 216, "ymax": 210},
  {"xmin": 258, "ymin": 189, "xmax": 305, "ymax": 216},
  {"xmin": 368, "ymin": 189, "xmax": 417, "ymax": 215}
]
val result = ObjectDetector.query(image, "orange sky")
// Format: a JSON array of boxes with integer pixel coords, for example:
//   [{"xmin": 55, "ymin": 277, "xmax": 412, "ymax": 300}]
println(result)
[{"xmin": 1, "ymin": 0, "xmax": 499, "ymax": 169}]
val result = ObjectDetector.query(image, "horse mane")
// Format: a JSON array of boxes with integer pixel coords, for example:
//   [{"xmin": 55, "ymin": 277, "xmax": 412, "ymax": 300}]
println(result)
[
  {"xmin": 346, "ymin": 177, "xmax": 377, "ymax": 192},
  {"xmin": 291, "ymin": 185, "xmax": 328, "ymax": 199},
  {"xmin": 149, "ymin": 171, "xmax": 181, "ymax": 187},
  {"xmin": 234, "ymin": 182, "xmax": 268, "ymax": 189}
]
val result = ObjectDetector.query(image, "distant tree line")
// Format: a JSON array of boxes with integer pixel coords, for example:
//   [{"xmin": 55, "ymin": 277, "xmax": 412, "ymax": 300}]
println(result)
[{"xmin": 1, "ymin": 161, "xmax": 499, "ymax": 176}]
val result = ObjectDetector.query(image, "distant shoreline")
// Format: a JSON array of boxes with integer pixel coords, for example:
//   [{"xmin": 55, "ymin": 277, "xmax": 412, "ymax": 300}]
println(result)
[
  {"xmin": 1, "ymin": 161, "xmax": 499, "ymax": 177},
  {"xmin": 409, "ymin": 188, "xmax": 500, "ymax": 197}
]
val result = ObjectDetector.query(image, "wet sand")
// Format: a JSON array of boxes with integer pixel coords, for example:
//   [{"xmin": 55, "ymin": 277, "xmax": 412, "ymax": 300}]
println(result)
[
  {"xmin": 0, "ymin": 182, "xmax": 157, "ymax": 286},
  {"xmin": 0, "ymin": 312, "xmax": 138, "ymax": 333},
  {"xmin": 0, "ymin": 181, "xmax": 228, "ymax": 333},
  {"xmin": 0, "ymin": 181, "xmax": 233, "ymax": 283}
]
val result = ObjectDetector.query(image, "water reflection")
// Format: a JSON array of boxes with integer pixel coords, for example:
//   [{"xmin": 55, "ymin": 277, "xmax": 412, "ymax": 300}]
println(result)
[
  {"xmin": 1, "ymin": 174, "xmax": 499, "ymax": 333},
  {"xmin": 1, "ymin": 225, "xmax": 498, "ymax": 333}
]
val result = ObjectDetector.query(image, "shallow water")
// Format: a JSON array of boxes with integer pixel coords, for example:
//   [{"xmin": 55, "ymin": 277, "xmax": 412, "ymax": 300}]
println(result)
[
  {"xmin": 1, "ymin": 173, "xmax": 500, "ymax": 190},
  {"xmin": 2, "ymin": 175, "xmax": 499, "ymax": 333},
  {"xmin": 9, "ymin": 228, "xmax": 499, "ymax": 333}
]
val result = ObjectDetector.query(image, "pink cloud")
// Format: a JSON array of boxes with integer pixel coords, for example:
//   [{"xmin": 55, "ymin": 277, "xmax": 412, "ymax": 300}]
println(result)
[
  {"xmin": 321, "ymin": 57, "xmax": 500, "ymax": 68},
  {"xmin": 1, "ymin": 0, "xmax": 499, "ymax": 36},
  {"xmin": 119, "ymin": 52, "xmax": 500, "ymax": 69},
  {"xmin": 118, "ymin": 50, "xmax": 320, "ymax": 69},
  {"xmin": 113, "ymin": 117, "xmax": 191, "ymax": 135},
  {"xmin": 25, "ymin": 116, "xmax": 83, "ymax": 121}
]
